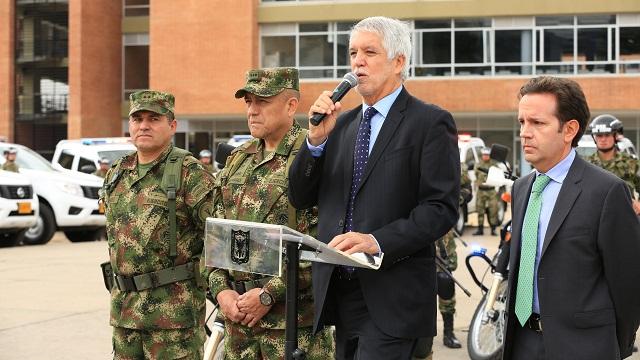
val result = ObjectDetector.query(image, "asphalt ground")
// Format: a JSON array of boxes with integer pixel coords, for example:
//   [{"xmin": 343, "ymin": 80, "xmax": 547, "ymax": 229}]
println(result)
[{"xmin": 1, "ymin": 227, "xmax": 638, "ymax": 360}]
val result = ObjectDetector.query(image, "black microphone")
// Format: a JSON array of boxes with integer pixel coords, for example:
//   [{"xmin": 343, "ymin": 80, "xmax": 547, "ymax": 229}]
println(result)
[{"xmin": 309, "ymin": 72, "xmax": 358, "ymax": 126}]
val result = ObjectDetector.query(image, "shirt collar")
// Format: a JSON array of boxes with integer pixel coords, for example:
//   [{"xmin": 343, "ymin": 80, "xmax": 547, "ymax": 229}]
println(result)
[
  {"xmin": 536, "ymin": 148, "xmax": 576, "ymax": 184},
  {"xmin": 361, "ymin": 84, "xmax": 403, "ymax": 119}
]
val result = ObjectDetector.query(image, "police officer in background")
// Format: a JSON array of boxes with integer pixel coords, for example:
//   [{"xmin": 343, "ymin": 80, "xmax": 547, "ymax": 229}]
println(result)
[
  {"xmin": 2, "ymin": 147, "xmax": 19, "ymax": 173},
  {"xmin": 93, "ymin": 158, "xmax": 110, "ymax": 178},
  {"xmin": 100, "ymin": 90, "xmax": 215, "ymax": 359},
  {"xmin": 199, "ymin": 149, "xmax": 214, "ymax": 173},
  {"xmin": 473, "ymin": 147, "xmax": 499, "ymax": 235},
  {"xmin": 205, "ymin": 68, "xmax": 334, "ymax": 359},
  {"xmin": 587, "ymin": 114, "xmax": 640, "ymax": 215}
]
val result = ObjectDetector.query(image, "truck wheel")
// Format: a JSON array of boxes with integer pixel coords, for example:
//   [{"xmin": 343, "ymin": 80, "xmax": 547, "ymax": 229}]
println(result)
[
  {"xmin": 0, "ymin": 229, "xmax": 25, "ymax": 248},
  {"xmin": 22, "ymin": 203, "xmax": 56, "ymax": 245},
  {"xmin": 64, "ymin": 228, "xmax": 102, "ymax": 243}
]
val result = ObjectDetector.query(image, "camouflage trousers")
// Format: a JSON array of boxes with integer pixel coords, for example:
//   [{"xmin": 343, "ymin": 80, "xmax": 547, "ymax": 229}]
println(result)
[
  {"xmin": 438, "ymin": 294, "xmax": 456, "ymax": 315},
  {"xmin": 112, "ymin": 326, "xmax": 204, "ymax": 360},
  {"xmin": 476, "ymin": 189, "xmax": 499, "ymax": 227},
  {"xmin": 223, "ymin": 324, "xmax": 334, "ymax": 360},
  {"xmin": 436, "ymin": 230, "xmax": 458, "ymax": 315}
]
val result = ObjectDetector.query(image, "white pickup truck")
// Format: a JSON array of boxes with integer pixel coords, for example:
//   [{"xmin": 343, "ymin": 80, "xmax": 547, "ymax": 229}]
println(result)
[
  {"xmin": 0, "ymin": 170, "xmax": 39, "ymax": 247},
  {"xmin": 51, "ymin": 137, "xmax": 135, "ymax": 174},
  {"xmin": 0, "ymin": 143, "xmax": 105, "ymax": 245}
]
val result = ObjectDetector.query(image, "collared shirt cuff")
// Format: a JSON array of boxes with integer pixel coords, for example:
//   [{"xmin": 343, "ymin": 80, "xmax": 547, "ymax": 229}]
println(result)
[
  {"xmin": 368, "ymin": 234, "xmax": 382, "ymax": 255},
  {"xmin": 306, "ymin": 137, "xmax": 326, "ymax": 158}
]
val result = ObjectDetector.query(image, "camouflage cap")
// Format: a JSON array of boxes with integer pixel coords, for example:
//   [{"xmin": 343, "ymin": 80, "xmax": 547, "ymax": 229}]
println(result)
[
  {"xmin": 128, "ymin": 90, "xmax": 175, "ymax": 116},
  {"xmin": 234, "ymin": 67, "xmax": 299, "ymax": 99}
]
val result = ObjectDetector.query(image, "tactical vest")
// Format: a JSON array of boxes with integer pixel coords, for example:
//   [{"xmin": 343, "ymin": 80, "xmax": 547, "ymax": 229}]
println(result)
[
  {"xmin": 221, "ymin": 129, "xmax": 307, "ymax": 231},
  {"xmin": 101, "ymin": 146, "xmax": 198, "ymax": 292}
]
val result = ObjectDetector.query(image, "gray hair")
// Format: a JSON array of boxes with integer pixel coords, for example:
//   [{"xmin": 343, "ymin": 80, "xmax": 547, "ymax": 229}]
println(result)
[{"xmin": 352, "ymin": 16, "xmax": 412, "ymax": 80}]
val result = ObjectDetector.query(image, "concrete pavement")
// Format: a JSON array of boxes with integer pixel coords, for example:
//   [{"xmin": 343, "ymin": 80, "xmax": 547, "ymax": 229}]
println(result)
[{"xmin": 0, "ymin": 229, "xmax": 638, "ymax": 359}]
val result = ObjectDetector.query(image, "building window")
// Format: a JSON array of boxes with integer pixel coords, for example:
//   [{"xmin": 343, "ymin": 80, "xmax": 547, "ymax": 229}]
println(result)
[
  {"xmin": 261, "ymin": 22, "xmax": 352, "ymax": 79},
  {"xmin": 123, "ymin": 33, "xmax": 149, "ymax": 100},
  {"xmin": 620, "ymin": 27, "xmax": 640, "ymax": 73},
  {"xmin": 123, "ymin": 0, "xmax": 149, "ymax": 17},
  {"xmin": 260, "ymin": 13, "xmax": 640, "ymax": 79}
]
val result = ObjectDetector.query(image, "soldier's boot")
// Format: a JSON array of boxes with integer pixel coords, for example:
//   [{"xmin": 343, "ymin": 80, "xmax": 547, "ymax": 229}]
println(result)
[
  {"xmin": 472, "ymin": 226, "xmax": 484, "ymax": 236},
  {"xmin": 442, "ymin": 313, "xmax": 462, "ymax": 349},
  {"xmin": 490, "ymin": 226, "xmax": 497, "ymax": 236}
]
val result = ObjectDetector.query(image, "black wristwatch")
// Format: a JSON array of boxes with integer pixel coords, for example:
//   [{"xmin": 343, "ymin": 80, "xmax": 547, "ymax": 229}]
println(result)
[{"xmin": 259, "ymin": 288, "xmax": 274, "ymax": 306}]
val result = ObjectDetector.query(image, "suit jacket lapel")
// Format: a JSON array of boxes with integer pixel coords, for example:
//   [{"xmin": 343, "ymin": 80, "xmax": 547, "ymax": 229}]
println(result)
[
  {"xmin": 511, "ymin": 173, "xmax": 535, "ymax": 267},
  {"xmin": 343, "ymin": 109, "xmax": 361, "ymax": 204},
  {"xmin": 540, "ymin": 156, "xmax": 584, "ymax": 257},
  {"xmin": 355, "ymin": 88, "xmax": 408, "ymax": 194}
]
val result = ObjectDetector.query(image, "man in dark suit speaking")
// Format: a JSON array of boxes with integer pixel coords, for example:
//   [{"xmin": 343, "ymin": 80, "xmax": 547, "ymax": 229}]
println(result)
[
  {"xmin": 288, "ymin": 16, "xmax": 460, "ymax": 360},
  {"xmin": 503, "ymin": 76, "xmax": 640, "ymax": 360}
]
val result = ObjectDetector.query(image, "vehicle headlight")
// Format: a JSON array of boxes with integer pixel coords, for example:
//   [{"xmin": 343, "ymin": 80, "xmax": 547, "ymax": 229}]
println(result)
[{"xmin": 54, "ymin": 181, "xmax": 83, "ymax": 197}]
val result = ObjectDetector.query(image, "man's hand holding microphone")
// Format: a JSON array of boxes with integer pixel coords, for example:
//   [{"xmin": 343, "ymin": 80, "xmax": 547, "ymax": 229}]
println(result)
[{"xmin": 307, "ymin": 72, "xmax": 358, "ymax": 146}]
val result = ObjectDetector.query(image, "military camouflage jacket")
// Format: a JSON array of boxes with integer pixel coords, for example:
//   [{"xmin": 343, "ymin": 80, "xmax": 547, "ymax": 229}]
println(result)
[
  {"xmin": 2, "ymin": 161, "xmax": 19, "ymax": 173},
  {"xmin": 93, "ymin": 168, "xmax": 107, "ymax": 178},
  {"xmin": 475, "ymin": 158, "xmax": 497, "ymax": 190},
  {"xmin": 101, "ymin": 144, "xmax": 215, "ymax": 330},
  {"xmin": 206, "ymin": 123, "xmax": 318, "ymax": 329},
  {"xmin": 588, "ymin": 151, "xmax": 640, "ymax": 198}
]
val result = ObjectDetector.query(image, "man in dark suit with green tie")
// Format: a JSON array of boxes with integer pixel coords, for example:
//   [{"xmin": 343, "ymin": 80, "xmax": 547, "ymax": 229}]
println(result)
[{"xmin": 503, "ymin": 76, "xmax": 640, "ymax": 360}]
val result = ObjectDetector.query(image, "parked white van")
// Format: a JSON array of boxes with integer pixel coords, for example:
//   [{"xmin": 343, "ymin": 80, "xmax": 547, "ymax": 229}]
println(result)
[
  {"xmin": 52, "ymin": 137, "xmax": 135, "ymax": 174},
  {"xmin": 0, "ymin": 170, "xmax": 39, "ymax": 247},
  {"xmin": 0, "ymin": 143, "xmax": 105, "ymax": 245}
]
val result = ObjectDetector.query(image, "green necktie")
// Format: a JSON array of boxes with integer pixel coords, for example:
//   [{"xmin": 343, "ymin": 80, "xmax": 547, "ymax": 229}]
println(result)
[{"xmin": 514, "ymin": 174, "xmax": 551, "ymax": 326}]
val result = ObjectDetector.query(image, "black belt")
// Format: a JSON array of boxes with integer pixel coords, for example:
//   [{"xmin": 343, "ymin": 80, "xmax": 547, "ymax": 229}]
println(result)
[
  {"xmin": 113, "ymin": 261, "xmax": 196, "ymax": 292},
  {"xmin": 525, "ymin": 313, "xmax": 543, "ymax": 333},
  {"xmin": 479, "ymin": 185, "xmax": 495, "ymax": 191},
  {"xmin": 229, "ymin": 277, "xmax": 271, "ymax": 295}
]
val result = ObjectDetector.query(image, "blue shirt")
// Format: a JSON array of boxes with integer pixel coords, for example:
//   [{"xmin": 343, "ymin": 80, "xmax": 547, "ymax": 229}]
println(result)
[
  {"xmin": 307, "ymin": 85, "xmax": 404, "ymax": 157},
  {"xmin": 530, "ymin": 149, "xmax": 576, "ymax": 314}
]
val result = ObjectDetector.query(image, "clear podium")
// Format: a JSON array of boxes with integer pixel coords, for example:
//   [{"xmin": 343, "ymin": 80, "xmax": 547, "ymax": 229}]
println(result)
[{"xmin": 204, "ymin": 218, "xmax": 383, "ymax": 359}]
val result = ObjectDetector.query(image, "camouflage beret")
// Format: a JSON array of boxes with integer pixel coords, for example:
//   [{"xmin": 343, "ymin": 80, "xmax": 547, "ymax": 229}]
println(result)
[
  {"xmin": 234, "ymin": 67, "xmax": 299, "ymax": 99},
  {"xmin": 129, "ymin": 90, "xmax": 175, "ymax": 117}
]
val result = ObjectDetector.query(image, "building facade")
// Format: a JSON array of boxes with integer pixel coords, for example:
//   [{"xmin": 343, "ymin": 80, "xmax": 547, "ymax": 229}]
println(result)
[{"xmin": 0, "ymin": 0, "xmax": 638, "ymax": 166}]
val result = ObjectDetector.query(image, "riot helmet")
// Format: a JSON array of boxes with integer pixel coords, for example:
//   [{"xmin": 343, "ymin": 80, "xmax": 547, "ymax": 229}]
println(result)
[
  {"xmin": 589, "ymin": 114, "xmax": 624, "ymax": 137},
  {"xmin": 199, "ymin": 149, "xmax": 212, "ymax": 159}
]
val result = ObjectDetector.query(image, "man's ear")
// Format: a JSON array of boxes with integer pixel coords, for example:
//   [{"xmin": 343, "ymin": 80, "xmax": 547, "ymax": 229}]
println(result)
[
  {"xmin": 286, "ymin": 96, "xmax": 299, "ymax": 117},
  {"xmin": 564, "ymin": 119, "xmax": 580, "ymax": 144},
  {"xmin": 394, "ymin": 54, "xmax": 405, "ymax": 76}
]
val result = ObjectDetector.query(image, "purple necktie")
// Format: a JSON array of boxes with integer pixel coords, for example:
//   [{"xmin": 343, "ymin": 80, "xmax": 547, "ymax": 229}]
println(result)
[{"xmin": 344, "ymin": 106, "xmax": 377, "ymax": 233}]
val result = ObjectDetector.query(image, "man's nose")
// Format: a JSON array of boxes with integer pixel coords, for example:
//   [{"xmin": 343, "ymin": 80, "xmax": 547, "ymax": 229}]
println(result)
[
  {"xmin": 139, "ymin": 119, "xmax": 151, "ymax": 129},
  {"xmin": 352, "ymin": 50, "xmax": 365, "ymax": 67}
]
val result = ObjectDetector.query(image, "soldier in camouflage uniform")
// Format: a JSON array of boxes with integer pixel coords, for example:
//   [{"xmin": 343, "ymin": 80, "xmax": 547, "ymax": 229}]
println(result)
[
  {"xmin": 473, "ymin": 148, "xmax": 499, "ymax": 236},
  {"xmin": 101, "ymin": 90, "xmax": 215, "ymax": 359},
  {"xmin": 93, "ymin": 157, "xmax": 110, "ymax": 178},
  {"xmin": 418, "ymin": 167, "xmax": 472, "ymax": 358},
  {"xmin": 198, "ymin": 149, "xmax": 215, "ymax": 174},
  {"xmin": 2, "ymin": 148, "xmax": 19, "ymax": 173},
  {"xmin": 587, "ymin": 114, "xmax": 640, "ymax": 215},
  {"xmin": 205, "ymin": 68, "xmax": 334, "ymax": 359}
]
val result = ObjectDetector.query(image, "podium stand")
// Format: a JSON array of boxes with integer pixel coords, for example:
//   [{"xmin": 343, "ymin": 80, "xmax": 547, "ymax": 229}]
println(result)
[{"xmin": 204, "ymin": 218, "xmax": 383, "ymax": 359}]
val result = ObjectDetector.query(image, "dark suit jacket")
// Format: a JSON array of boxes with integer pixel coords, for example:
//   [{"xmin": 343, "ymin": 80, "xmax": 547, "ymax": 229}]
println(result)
[
  {"xmin": 503, "ymin": 155, "xmax": 640, "ymax": 360},
  {"xmin": 288, "ymin": 87, "xmax": 460, "ymax": 338}
]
